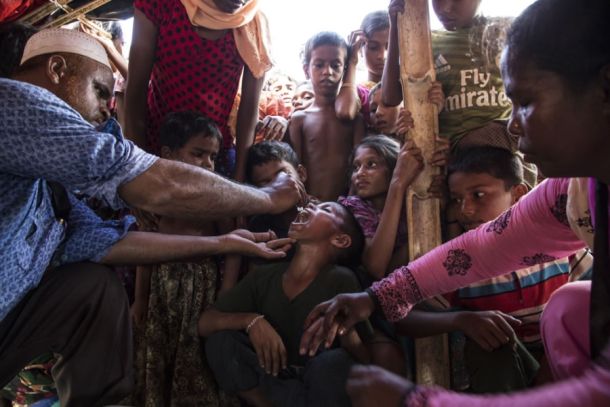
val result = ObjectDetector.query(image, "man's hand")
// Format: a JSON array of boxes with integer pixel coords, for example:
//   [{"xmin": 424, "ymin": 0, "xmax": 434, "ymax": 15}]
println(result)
[
  {"xmin": 261, "ymin": 171, "xmax": 307, "ymax": 214},
  {"xmin": 248, "ymin": 317, "xmax": 288, "ymax": 376},
  {"xmin": 299, "ymin": 292, "xmax": 374, "ymax": 356},
  {"xmin": 347, "ymin": 365, "xmax": 415, "ymax": 407},
  {"xmin": 455, "ymin": 310, "xmax": 522, "ymax": 351},
  {"xmin": 256, "ymin": 116, "xmax": 288, "ymax": 141},
  {"xmin": 222, "ymin": 229, "xmax": 294, "ymax": 259}
]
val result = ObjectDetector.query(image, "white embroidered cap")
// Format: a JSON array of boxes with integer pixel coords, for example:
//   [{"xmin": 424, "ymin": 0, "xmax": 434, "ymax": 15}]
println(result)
[{"xmin": 20, "ymin": 28, "xmax": 111, "ymax": 69}]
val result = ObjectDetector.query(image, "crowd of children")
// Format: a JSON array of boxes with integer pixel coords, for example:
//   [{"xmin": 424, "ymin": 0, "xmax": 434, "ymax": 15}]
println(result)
[{"xmin": 0, "ymin": 0, "xmax": 603, "ymax": 406}]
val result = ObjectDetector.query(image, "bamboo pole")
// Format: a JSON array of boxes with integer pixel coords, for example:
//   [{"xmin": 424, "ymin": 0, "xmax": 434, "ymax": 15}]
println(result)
[
  {"xmin": 18, "ymin": 0, "xmax": 72, "ymax": 25},
  {"xmin": 41, "ymin": 0, "xmax": 111, "ymax": 29},
  {"xmin": 398, "ymin": 0, "xmax": 450, "ymax": 388}
]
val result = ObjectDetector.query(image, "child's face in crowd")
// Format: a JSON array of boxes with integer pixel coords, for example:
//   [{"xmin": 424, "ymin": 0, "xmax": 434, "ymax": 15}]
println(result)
[
  {"xmin": 288, "ymin": 202, "xmax": 349, "ymax": 243},
  {"xmin": 291, "ymin": 84, "xmax": 314, "ymax": 112},
  {"xmin": 364, "ymin": 28, "xmax": 389, "ymax": 80},
  {"xmin": 448, "ymin": 171, "xmax": 520, "ymax": 231},
  {"xmin": 369, "ymin": 90, "xmax": 399, "ymax": 134},
  {"xmin": 165, "ymin": 134, "xmax": 220, "ymax": 171},
  {"xmin": 304, "ymin": 45, "xmax": 347, "ymax": 96},
  {"xmin": 269, "ymin": 76, "xmax": 296, "ymax": 108},
  {"xmin": 250, "ymin": 159, "xmax": 304, "ymax": 187},
  {"xmin": 351, "ymin": 146, "xmax": 391, "ymax": 201},
  {"xmin": 432, "ymin": 0, "xmax": 481, "ymax": 30}
]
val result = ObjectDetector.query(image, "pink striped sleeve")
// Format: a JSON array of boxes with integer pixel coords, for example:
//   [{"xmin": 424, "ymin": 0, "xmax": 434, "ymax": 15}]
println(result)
[{"xmin": 370, "ymin": 178, "xmax": 587, "ymax": 322}]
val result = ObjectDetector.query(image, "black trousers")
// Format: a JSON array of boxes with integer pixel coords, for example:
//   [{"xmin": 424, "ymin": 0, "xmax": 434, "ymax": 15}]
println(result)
[
  {"xmin": 0, "ymin": 262, "xmax": 133, "ymax": 407},
  {"xmin": 206, "ymin": 330, "xmax": 354, "ymax": 407}
]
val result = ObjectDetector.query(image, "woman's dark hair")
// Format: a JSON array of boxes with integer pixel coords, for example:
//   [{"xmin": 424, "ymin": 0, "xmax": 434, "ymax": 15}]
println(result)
[
  {"xmin": 159, "ymin": 111, "xmax": 222, "ymax": 151},
  {"xmin": 360, "ymin": 10, "xmax": 390, "ymax": 38},
  {"xmin": 350, "ymin": 135, "xmax": 401, "ymax": 174},
  {"xmin": 448, "ymin": 146, "xmax": 523, "ymax": 189},
  {"xmin": 506, "ymin": 0, "xmax": 610, "ymax": 88},
  {"xmin": 301, "ymin": 31, "xmax": 348, "ymax": 66},
  {"xmin": 0, "ymin": 22, "xmax": 38, "ymax": 78}
]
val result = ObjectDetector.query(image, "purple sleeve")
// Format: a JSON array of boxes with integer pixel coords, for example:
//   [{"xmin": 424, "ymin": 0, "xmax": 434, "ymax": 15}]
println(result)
[
  {"xmin": 339, "ymin": 196, "xmax": 379, "ymax": 239},
  {"xmin": 407, "ymin": 344, "xmax": 610, "ymax": 406},
  {"xmin": 370, "ymin": 178, "xmax": 587, "ymax": 322}
]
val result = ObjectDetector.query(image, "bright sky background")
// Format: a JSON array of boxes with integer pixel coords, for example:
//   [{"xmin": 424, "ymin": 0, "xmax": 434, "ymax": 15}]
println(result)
[{"xmin": 120, "ymin": 0, "xmax": 536, "ymax": 81}]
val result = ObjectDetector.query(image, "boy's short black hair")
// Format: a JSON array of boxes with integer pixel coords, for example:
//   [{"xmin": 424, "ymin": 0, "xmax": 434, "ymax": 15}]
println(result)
[
  {"xmin": 336, "ymin": 204, "xmax": 365, "ymax": 267},
  {"xmin": 448, "ymin": 146, "xmax": 523, "ymax": 189},
  {"xmin": 159, "ymin": 111, "xmax": 222, "ymax": 151},
  {"xmin": 301, "ymin": 31, "xmax": 349, "ymax": 66},
  {"xmin": 246, "ymin": 141, "xmax": 300, "ymax": 183}
]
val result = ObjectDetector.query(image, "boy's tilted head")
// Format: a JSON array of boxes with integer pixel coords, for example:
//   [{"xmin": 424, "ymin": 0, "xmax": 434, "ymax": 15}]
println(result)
[
  {"xmin": 291, "ymin": 80, "xmax": 314, "ymax": 113},
  {"xmin": 301, "ymin": 32, "xmax": 349, "ymax": 97},
  {"xmin": 448, "ymin": 146, "xmax": 527, "ymax": 231},
  {"xmin": 160, "ymin": 111, "xmax": 222, "ymax": 171},
  {"xmin": 246, "ymin": 141, "xmax": 306, "ymax": 187},
  {"xmin": 288, "ymin": 202, "xmax": 364, "ymax": 266}
]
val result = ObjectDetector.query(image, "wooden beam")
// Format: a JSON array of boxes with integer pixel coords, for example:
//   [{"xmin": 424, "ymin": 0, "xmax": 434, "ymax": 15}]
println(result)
[{"xmin": 398, "ymin": 0, "xmax": 450, "ymax": 388}]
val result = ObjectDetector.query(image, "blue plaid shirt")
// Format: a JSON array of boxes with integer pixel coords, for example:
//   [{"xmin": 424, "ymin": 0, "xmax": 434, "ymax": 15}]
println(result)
[{"xmin": 0, "ymin": 78, "xmax": 158, "ymax": 321}]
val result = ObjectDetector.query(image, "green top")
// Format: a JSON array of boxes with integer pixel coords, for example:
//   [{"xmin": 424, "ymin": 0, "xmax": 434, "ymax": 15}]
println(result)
[
  {"xmin": 214, "ymin": 262, "xmax": 364, "ymax": 366},
  {"xmin": 432, "ymin": 19, "xmax": 512, "ymax": 143}
]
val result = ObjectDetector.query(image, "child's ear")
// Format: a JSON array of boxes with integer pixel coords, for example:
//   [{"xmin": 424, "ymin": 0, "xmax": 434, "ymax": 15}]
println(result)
[
  {"xmin": 303, "ymin": 64, "xmax": 310, "ymax": 80},
  {"xmin": 160, "ymin": 146, "xmax": 173, "ymax": 160},
  {"xmin": 510, "ymin": 183, "xmax": 528, "ymax": 203},
  {"xmin": 297, "ymin": 164, "xmax": 307, "ymax": 184},
  {"xmin": 331, "ymin": 233, "xmax": 352, "ymax": 250}
]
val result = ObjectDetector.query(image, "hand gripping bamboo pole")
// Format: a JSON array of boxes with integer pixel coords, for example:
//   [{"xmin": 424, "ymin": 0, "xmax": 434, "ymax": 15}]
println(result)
[{"xmin": 398, "ymin": 0, "xmax": 450, "ymax": 388}]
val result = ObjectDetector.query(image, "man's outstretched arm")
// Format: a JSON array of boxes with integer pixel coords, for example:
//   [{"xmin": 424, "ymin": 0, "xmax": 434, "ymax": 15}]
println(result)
[{"xmin": 119, "ymin": 159, "xmax": 306, "ymax": 220}]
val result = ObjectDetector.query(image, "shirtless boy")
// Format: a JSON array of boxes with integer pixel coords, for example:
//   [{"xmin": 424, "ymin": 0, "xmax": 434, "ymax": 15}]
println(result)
[{"xmin": 289, "ymin": 32, "xmax": 366, "ymax": 202}]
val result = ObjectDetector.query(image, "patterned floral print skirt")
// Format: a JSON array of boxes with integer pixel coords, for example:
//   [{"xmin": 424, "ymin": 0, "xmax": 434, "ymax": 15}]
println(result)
[{"xmin": 133, "ymin": 258, "xmax": 238, "ymax": 407}]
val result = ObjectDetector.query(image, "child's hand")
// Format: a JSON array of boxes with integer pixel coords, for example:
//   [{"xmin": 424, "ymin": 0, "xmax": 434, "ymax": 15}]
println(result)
[
  {"xmin": 395, "ymin": 108, "xmax": 414, "ymax": 142},
  {"xmin": 428, "ymin": 81, "xmax": 445, "ymax": 112},
  {"xmin": 255, "ymin": 115, "xmax": 288, "ymax": 141},
  {"xmin": 248, "ymin": 316, "xmax": 288, "ymax": 376},
  {"xmin": 455, "ymin": 310, "xmax": 522, "ymax": 352},
  {"xmin": 131, "ymin": 298, "xmax": 148, "ymax": 329},
  {"xmin": 430, "ymin": 137, "xmax": 451, "ymax": 168},
  {"xmin": 224, "ymin": 229, "xmax": 295, "ymax": 259},
  {"xmin": 347, "ymin": 30, "xmax": 366, "ymax": 66},
  {"xmin": 427, "ymin": 174, "xmax": 447, "ymax": 200},
  {"xmin": 388, "ymin": 0, "xmax": 406, "ymax": 20},
  {"xmin": 392, "ymin": 139, "xmax": 424, "ymax": 188}
]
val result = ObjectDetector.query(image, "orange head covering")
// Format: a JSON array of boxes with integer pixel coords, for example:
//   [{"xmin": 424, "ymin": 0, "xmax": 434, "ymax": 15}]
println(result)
[{"xmin": 180, "ymin": 0, "xmax": 273, "ymax": 79}]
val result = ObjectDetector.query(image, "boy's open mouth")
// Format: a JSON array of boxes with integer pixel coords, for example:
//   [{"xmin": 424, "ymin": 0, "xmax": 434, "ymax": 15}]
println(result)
[{"xmin": 292, "ymin": 207, "xmax": 311, "ymax": 225}]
